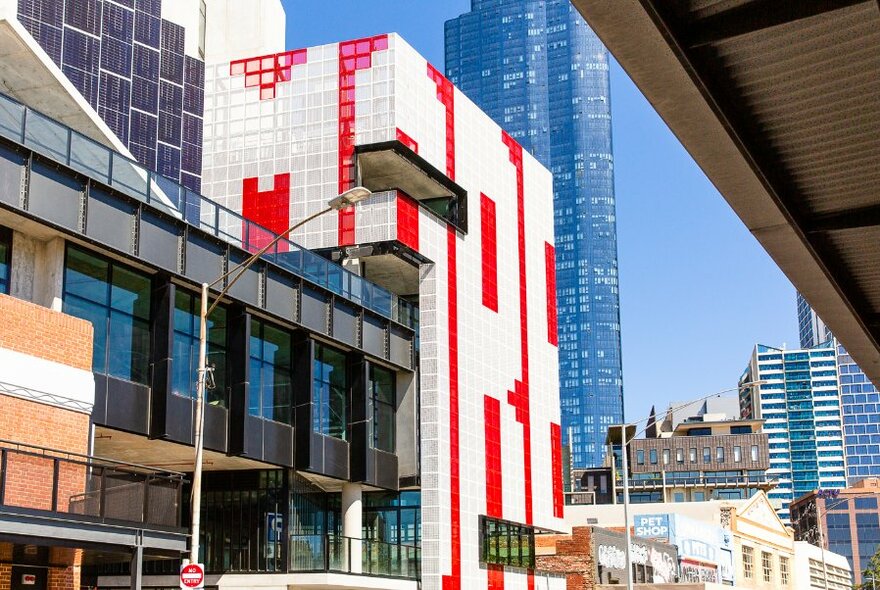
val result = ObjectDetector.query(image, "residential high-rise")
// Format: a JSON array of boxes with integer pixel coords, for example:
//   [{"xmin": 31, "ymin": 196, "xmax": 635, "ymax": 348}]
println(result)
[
  {"xmin": 797, "ymin": 292, "xmax": 880, "ymax": 484},
  {"xmin": 445, "ymin": 0, "xmax": 623, "ymax": 468},
  {"xmin": 741, "ymin": 344, "xmax": 848, "ymax": 522}
]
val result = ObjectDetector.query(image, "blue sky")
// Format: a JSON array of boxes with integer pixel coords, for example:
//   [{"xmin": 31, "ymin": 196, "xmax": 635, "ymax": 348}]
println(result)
[{"xmin": 283, "ymin": 0, "xmax": 799, "ymax": 420}]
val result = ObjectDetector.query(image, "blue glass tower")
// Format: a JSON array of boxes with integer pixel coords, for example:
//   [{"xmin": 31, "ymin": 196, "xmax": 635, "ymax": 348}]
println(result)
[
  {"xmin": 446, "ymin": 0, "xmax": 623, "ymax": 468},
  {"xmin": 797, "ymin": 293, "xmax": 880, "ymax": 484}
]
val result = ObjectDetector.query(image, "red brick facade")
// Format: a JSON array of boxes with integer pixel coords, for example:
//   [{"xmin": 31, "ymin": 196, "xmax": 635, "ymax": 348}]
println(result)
[{"xmin": 536, "ymin": 527, "xmax": 597, "ymax": 590}]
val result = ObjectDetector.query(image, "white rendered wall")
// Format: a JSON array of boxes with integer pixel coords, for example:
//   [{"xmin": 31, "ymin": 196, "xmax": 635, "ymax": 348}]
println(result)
[{"xmin": 204, "ymin": 0, "xmax": 285, "ymax": 64}]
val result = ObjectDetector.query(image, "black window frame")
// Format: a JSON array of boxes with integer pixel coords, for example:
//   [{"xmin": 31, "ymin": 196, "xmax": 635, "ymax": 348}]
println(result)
[
  {"xmin": 369, "ymin": 363, "xmax": 396, "ymax": 453},
  {"xmin": 312, "ymin": 342, "xmax": 348, "ymax": 440},
  {"xmin": 248, "ymin": 317, "xmax": 294, "ymax": 425},
  {"xmin": 171, "ymin": 287, "xmax": 229, "ymax": 407},
  {"xmin": 479, "ymin": 515, "xmax": 535, "ymax": 570},
  {"xmin": 0, "ymin": 225, "xmax": 11, "ymax": 295}
]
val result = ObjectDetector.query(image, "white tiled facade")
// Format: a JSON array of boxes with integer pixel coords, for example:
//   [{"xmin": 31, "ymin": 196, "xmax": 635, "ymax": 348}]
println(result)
[{"xmin": 202, "ymin": 33, "xmax": 565, "ymax": 590}]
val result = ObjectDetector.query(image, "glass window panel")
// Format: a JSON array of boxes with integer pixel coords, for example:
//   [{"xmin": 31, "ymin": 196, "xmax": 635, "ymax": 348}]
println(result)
[
  {"xmin": 313, "ymin": 343, "xmax": 348, "ymax": 439},
  {"xmin": 249, "ymin": 319, "xmax": 292, "ymax": 424},
  {"xmin": 63, "ymin": 295, "xmax": 108, "ymax": 373},
  {"xmin": 0, "ymin": 228, "xmax": 10, "ymax": 294},
  {"xmin": 65, "ymin": 247, "xmax": 110, "ymax": 303},
  {"xmin": 110, "ymin": 265, "xmax": 151, "ymax": 319}
]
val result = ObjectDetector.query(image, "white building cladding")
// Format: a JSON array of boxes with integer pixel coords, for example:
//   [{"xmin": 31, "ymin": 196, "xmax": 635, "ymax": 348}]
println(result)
[{"xmin": 202, "ymin": 33, "xmax": 565, "ymax": 590}]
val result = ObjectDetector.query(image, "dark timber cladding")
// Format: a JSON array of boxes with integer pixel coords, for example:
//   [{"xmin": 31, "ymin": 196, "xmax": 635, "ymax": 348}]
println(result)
[{"xmin": 571, "ymin": 0, "xmax": 880, "ymax": 386}]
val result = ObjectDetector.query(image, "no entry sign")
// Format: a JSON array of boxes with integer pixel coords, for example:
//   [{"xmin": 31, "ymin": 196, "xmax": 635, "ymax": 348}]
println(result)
[{"xmin": 180, "ymin": 563, "xmax": 205, "ymax": 589}]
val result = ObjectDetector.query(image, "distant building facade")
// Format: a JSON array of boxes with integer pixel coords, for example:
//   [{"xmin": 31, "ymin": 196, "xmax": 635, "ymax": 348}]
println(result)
[
  {"xmin": 741, "ymin": 343, "xmax": 847, "ymax": 521},
  {"xmin": 797, "ymin": 292, "xmax": 880, "ymax": 484},
  {"xmin": 793, "ymin": 541, "xmax": 853, "ymax": 590},
  {"xmin": 790, "ymin": 477, "xmax": 880, "ymax": 587},
  {"xmin": 445, "ymin": 0, "xmax": 623, "ymax": 469}
]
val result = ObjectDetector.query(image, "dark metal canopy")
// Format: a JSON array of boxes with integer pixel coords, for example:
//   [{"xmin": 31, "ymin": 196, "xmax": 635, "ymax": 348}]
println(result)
[{"xmin": 572, "ymin": 0, "xmax": 880, "ymax": 386}]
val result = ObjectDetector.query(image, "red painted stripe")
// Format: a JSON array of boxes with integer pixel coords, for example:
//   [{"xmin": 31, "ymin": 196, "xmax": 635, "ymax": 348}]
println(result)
[
  {"xmin": 230, "ymin": 49, "xmax": 307, "ymax": 100},
  {"xmin": 480, "ymin": 193, "xmax": 498, "ymax": 312},
  {"xmin": 551, "ymin": 422, "xmax": 564, "ymax": 518},
  {"xmin": 502, "ymin": 130, "xmax": 533, "ymax": 526},
  {"xmin": 484, "ymin": 395, "xmax": 503, "ymax": 518},
  {"xmin": 396, "ymin": 128, "xmax": 419, "ymax": 153},
  {"xmin": 242, "ymin": 174, "xmax": 290, "ymax": 253},
  {"xmin": 545, "ymin": 243, "xmax": 558, "ymax": 346},
  {"xmin": 488, "ymin": 564, "xmax": 505, "ymax": 590},
  {"xmin": 429, "ymin": 62, "xmax": 461, "ymax": 590},
  {"xmin": 396, "ymin": 191, "xmax": 419, "ymax": 251},
  {"xmin": 337, "ymin": 35, "xmax": 388, "ymax": 246}
]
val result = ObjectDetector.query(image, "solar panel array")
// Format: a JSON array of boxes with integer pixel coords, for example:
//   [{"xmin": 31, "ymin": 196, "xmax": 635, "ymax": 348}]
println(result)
[{"xmin": 18, "ymin": 0, "xmax": 204, "ymax": 193}]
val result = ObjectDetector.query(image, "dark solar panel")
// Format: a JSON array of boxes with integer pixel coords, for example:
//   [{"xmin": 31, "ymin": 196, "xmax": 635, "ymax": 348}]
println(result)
[
  {"xmin": 183, "ymin": 55, "xmax": 204, "ymax": 88},
  {"xmin": 160, "ymin": 50, "xmax": 184, "ymax": 84},
  {"xmin": 99, "ymin": 36, "xmax": 133, "ymax": 76},
  {"xmin": 133, "ymin": 44, "xmax": 160, "ymax": 79},
  {"xmin": 18, "ymin": 0, "xmax": 63, "ymax": 28},
  {"xmin": 183, "ymin": 83, "xmax": 203, "ymax": 115},
  {"xmin": 62, "ymin": 28, "xmax": 100, "ymax": 72},
  {"xmin": 130, "ymin": 109, "xmax": 158, "ymax": 146},
  {"xmin": 134, "ymin": 0, "xmax": 161, "ymax": 17},
  {"xmin": 110, "ymin": 0, "xmax": 135, "ymax": 9},
  {"xmin": 182, "ymin": 113, "xmax": 202, "ymax": 147},
  {"xmin": 159, "ymin": 20, "xmax": 184, "ymax": 54},
  {"xmin": 98, "ymin": 106, "xmax": 129, "ymax": 145},
  {"xmin": 157, "ymin": 142, "xmax": 180, "ymax": 179},
  {"xmin": 131, "ymin": 76, "xmax": 158, "ymax": 112},
  {"xmin": 99, "ymin": 71, "xmax": 131, "ymax": 109},
  {"xmin": 180, "ymin": 172, "xmax": 201, "ymax": 194},
  {"xmin": 181, "ymin": 141, "xmax": 201, "ymax": 174},
  {"xmin": 62, "ymin": 65, "xmax": 99, "ymax": 108},
  {"xmin": 20, "ymin": 17, "xmax": 63, "ymax": 65},
  {"xmin": 158, "ymin": 80, "xmax": 182, "ymax": 112},
  {"xmin": 64, "ymin": 0, "xmax": 100, "ymax": 36},
  {"xmin": 158, "ymin": 111, "xmax": 181, "ymax": 145},
  {"xmin": 101, "ymin": 1, "xmax": 133, "ymax": 39},
  {"xmin": 134, "ymin": 12, "xmax": 160, "ymax": 47},
  {"xmin": 128, "ymin": 142, "xmax": 156, "ymax": 169}
]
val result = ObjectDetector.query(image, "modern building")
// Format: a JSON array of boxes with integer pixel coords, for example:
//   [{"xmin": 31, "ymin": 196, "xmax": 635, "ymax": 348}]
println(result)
[
  {"xmin": 793, "ymin": 541, "xmax": 853, "ymax": 590},
  {"xmin": 740, "ymin": 343, "xmax": 847, "ymax": 521},
  {"xmin": 0, "ymin": 21, "xmax": 567, "ymax": 590},
  {"xmin": 445, "ymin": 0, "xmax": 623, "ymax": 469},
  {"xmin": 798, "ymin": 292, "xmax": 880, "ymax": 485},
  {"xmin": 790, "ymin": 477, "xmax": 880, "ymax": 587},
  {"xmin": 197, "ymin": 31, "xmax": 566, "ymax": 590}
]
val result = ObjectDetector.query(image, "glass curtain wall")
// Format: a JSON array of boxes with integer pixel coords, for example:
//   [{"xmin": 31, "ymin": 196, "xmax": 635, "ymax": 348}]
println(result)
[
  {"xmin": 249, "ymin": 318, "xmax": 293, "ymax": 423},
  {"xmin": 172, "ymin": 289, "xmax": 228, "ymax": 406},
  {"xmin": 313, "ymin": 343, "xmax": 348, "ymax": 439},
  {"xmin": 289, "ymin": 473, "xmax": 341, "ymax": 571},
  {"xmin": 63, "ymin": 245, "xmax": 151, "ymax": 383}
]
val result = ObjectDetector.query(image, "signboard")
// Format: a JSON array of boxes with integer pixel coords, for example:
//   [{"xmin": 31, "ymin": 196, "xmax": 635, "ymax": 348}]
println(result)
[
  {"xmin": 592, "ymin": 527, "xmax": 679, "ymax": 585},
  {"xmin": 634, "ymin": 514, "xmax": 670, "ymax": 540},
  {"xmin": 180, "ymin": 563, "xmax": 205, "ymax": 589},
  {"xmin": 266, "ymin": 512, "xmax": 283, "ymax": 559},
  {"xmin": 680, "ymin": 559, "xmax": 719, "ymax": 583},
  {"xmin": 21, "ymin": 574, "xmax": 36, "ymax": 586}
]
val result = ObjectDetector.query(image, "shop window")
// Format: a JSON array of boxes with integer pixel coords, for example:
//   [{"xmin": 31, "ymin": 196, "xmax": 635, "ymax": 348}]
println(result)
[
  {"xmin": 479, "ymin": 516, "xmax": 535, "ymax": 570},
  {"xmin": 313, "ymin": 343, "xmax": 348, "ymax": 439},
  {"xmin": 172, "ymin": 289, "xmax": 228, "ymax": 406},
  {"xmin": 743, "ymin": 546, "xmax": 754, "ymax": 578},
  {"xmin": 63, "ymin": 245, "xmax": 151, "ymax": 384},
  {"xmin": 370, "ymin": 364, "xmax": 395, "ymax": 453},
  {"xmin": 249, "ymin": 318, "xmax": 293, "ymax": 424},
  {"xmin": 0, "ymin": 226, "xmax": 10, "ymax": 294}
]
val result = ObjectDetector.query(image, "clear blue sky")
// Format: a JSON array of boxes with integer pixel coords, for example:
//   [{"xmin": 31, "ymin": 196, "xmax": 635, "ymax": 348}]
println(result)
[{"xmin": 283, "ymin": 0, "xmax": 799, "ymax": 420}]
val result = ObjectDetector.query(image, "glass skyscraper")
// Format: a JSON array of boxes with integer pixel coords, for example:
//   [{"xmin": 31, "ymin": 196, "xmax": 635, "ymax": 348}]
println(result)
[
  {"xmin": 741, "ymin": 343, "xmax": 847, "ymax": 522},
  {"xmin": 446, "ymin": 0, "xmax": 623, "ymax": 468},
  {"xmin": 797, "ymin": 293, "xmax": 880, "ymax": 484}
]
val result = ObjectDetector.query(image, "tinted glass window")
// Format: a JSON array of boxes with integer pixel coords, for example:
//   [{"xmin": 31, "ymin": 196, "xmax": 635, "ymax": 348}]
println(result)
[
  {"xmin": 249, "ymin": 318, "xmax": 292, "ymax": 424},
  {"xmin": 0, "ymin": 226, "xmax": 10, "ymax": 294},
  {"xmin": 370, "ymin": 364, "xmax": 395, "ymax": 453},
  {"xmin": 63, "ymin": 245, "xmax": 151, "ymax": 383},
  {"xmin": 313, "ymin": 343, "xmax": 347, "ymax": 439},
  {"xmin": 172, "ymin": 289, "xmax": 228, "ymax": 406}
]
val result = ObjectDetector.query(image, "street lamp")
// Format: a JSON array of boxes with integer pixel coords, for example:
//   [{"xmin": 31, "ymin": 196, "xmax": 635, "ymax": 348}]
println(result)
[
  {"xmin": 188, "ymin": 186, "xmax": 372, "ymax": 564},
  {"xmin": 612, "ymin": 381, "xmax": 766, "ymax": 590}
]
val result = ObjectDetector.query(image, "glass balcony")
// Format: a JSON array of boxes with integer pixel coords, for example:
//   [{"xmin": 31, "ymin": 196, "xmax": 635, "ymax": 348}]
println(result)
[
  {"xmin": 289, "ymin": 533, "xmax": 420, "ymax": 580},
  {"xmin": 0, "ymin": 91, "xmax": 418, "ymax": 330}
]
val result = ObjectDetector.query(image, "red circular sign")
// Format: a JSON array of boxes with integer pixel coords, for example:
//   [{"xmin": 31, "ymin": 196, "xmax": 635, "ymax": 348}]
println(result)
[{"xmin": 180, "ymin": 563, "xmax": 204, "ymax": 588}]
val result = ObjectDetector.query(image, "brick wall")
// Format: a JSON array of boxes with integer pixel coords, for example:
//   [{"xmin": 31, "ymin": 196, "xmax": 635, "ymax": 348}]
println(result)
[
  {"xmin": 536, "ymin": 526, "xmax": 596, "ymax": 590},
  {"xmin": 0, "ymin": 294, "xmax": 93, "ymax": 371},
  {"xmin": 0, "ymin": 396, "xmax": 89, "ymax": 454}
]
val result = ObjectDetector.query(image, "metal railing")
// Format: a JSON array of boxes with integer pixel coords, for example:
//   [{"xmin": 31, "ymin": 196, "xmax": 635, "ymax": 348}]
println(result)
[
  {"xmin": 624, "ymin": 474, "xmax": 772, "ymax": 489},
  {"xmin": 0, "ymin": 439, "xmax": 185, "ymax": 530},
  {"xmin": 289, "ymin": 533, "xmax": 420, "ymax": 579},
  {"xmin": 0, "ymin": 91, "xmax": 418, "ymax": 330}
]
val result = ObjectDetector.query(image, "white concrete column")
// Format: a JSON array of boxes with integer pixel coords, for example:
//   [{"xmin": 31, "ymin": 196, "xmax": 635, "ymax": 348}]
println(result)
[
  {"xmin": 11, "ymin": 232, "xmax": 65, "ymax": 310},
  {"xmin": 342, "ymin": 482, "xmax": 363, "ymax": 574}
]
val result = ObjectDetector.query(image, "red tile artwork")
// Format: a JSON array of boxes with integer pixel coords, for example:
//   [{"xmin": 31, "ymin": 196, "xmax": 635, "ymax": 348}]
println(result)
[
  {"xmin": 242, "ymin": 174, "xmax": 290, "ymax": 252},
  {"xmin": 230, "ymin": 49, "xmax": 307, "ymax": 100},
  {"xmin": 488, "ymin": 564, "xmax": 505, "ymax": 590},
  {"xmin": 550, "ymin": 422, "xmax": 564, "ymax": 518},
  {"xmin": 484, "ymin": 395, "xmax": 503, "ymax": 518},
  {"xmin": 397, "ymin": 191, "xmax": 419, "ymax": 251},
  {"xmin": 481, "ymin": 193, "xmax": 498, "ymax": 312},
  {"xmin": 502, "ymin": 129, "xmax": 534, "ymax": 526},
  {"xmin": 427, "ymin": 64, "xmax": 455, "ymax": 180},
  {"xmin": 442, "ymin": 224, "xmax": 461, "ymax": 590},
  {"xmin": 396, "ymin": 128, "xmax": 419, "ymax": 153},
  {"xmin": 337, "ymin": 35, "xmax": 389, "ymax": 246},
  {"xmin": 545, "ymin": 243, "xmax": 558, "ymax": 346}
]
